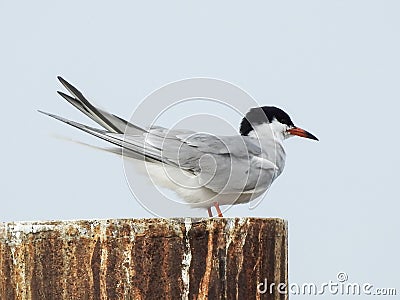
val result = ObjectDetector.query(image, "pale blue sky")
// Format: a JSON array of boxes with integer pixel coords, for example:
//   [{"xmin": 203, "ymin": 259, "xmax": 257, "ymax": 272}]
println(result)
[{"xmin": 1, "ymin": 1, "xmax": 399, "ymax": 298}]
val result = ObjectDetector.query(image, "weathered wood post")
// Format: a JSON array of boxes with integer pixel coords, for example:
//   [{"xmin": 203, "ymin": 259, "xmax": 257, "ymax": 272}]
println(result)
[{"xmin": 0, "ymin": 218, "xmax": 287, "ymax": 299}]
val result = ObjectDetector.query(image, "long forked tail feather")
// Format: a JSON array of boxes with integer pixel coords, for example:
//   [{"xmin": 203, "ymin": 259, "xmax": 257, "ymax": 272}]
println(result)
[
  {"xmin": 40, "ymin": 77, "xmax": 182, "ymax": 165},
  {"xmin": 56, "ymin": 76, "xmax": 144, "ymax": 135},
  {"xmin": 38, "ymin": 110, "xmax": 177, "ymax": 166}
]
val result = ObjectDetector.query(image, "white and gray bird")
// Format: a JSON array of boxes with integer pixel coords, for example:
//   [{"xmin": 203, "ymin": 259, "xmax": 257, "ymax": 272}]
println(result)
[{"xmin": 39, "ymin": 77, "xmax": 318, "ymax": 217}]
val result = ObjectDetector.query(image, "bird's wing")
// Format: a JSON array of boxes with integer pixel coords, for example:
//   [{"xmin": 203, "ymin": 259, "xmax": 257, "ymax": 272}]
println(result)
[
  {"xmin": 176, "ymin": 133, "xmax": 262, "ymax": 156},
  {"xmin": 57, "ymin": 76, "xmax": 145, "ymax": 135},
  {"xmin": 139, "ymin": 130, "xmax": 278, "ymax": 194}
]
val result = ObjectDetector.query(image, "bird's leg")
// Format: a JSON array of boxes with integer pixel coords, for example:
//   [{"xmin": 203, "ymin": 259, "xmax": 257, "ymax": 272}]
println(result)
[
  {"xmin": 207, "ymin": 207, "xmax": 213, "ymax": 217},
  {"xmin": 213, "ymin": 202, "xmax": 223, "ymax": 217}
]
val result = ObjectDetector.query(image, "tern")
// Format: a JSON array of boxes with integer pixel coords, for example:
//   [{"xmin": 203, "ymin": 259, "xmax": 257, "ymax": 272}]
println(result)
[{"xmin": 39, "ymin": 77, "xmax": 318, "ymax": 217}]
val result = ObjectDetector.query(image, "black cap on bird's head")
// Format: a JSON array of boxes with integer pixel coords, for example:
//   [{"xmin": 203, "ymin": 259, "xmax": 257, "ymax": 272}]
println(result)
[{"xmin": 240, "ymin": 106, "xmax": 318, "ymax": 141}]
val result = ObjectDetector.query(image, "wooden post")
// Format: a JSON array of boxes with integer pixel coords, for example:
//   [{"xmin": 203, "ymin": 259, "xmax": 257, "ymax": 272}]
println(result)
[{"xmin": 0, "ymin": 218, "xmax": 287, "ymax": 299}]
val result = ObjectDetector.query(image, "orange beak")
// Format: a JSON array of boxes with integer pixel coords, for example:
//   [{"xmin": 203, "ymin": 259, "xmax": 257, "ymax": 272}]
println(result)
[{"xmin": 288, "ymin": 127, "xmax": 319, "ymax": 141}]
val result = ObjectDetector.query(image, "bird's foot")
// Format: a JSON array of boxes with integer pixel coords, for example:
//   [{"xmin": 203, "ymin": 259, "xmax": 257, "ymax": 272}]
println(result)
[
  {"xmin": 207, "ymin": 207, "xmax": 213, "ymax": 217},
  {"xmin": 213, "ymin": 202, "xmax": 223, "ymax": 217},
  {"xmin": 206, "ymin": 202, "xmax": 223, "ymax": 217}
]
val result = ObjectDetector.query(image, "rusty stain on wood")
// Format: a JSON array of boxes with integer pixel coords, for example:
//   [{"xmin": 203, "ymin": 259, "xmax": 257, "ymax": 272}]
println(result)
[{"xmin": 0, "ymin": 218, "xmax": 287, "ymax": 300}]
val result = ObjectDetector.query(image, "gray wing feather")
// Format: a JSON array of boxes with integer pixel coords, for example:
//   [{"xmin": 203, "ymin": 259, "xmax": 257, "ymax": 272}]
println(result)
[
  {"xmin": 177, "ymin": 134, "xmax": 262, "ymax": 156},
  {"xmin": 129, "ymin": 131, "xmax": 277, "ymax": 193}
]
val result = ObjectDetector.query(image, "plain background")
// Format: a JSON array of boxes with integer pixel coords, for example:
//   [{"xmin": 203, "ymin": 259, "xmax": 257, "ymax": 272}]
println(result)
[{"xmin": 1, "ymin": 1, "xmax": 399, "ymax": 298}]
